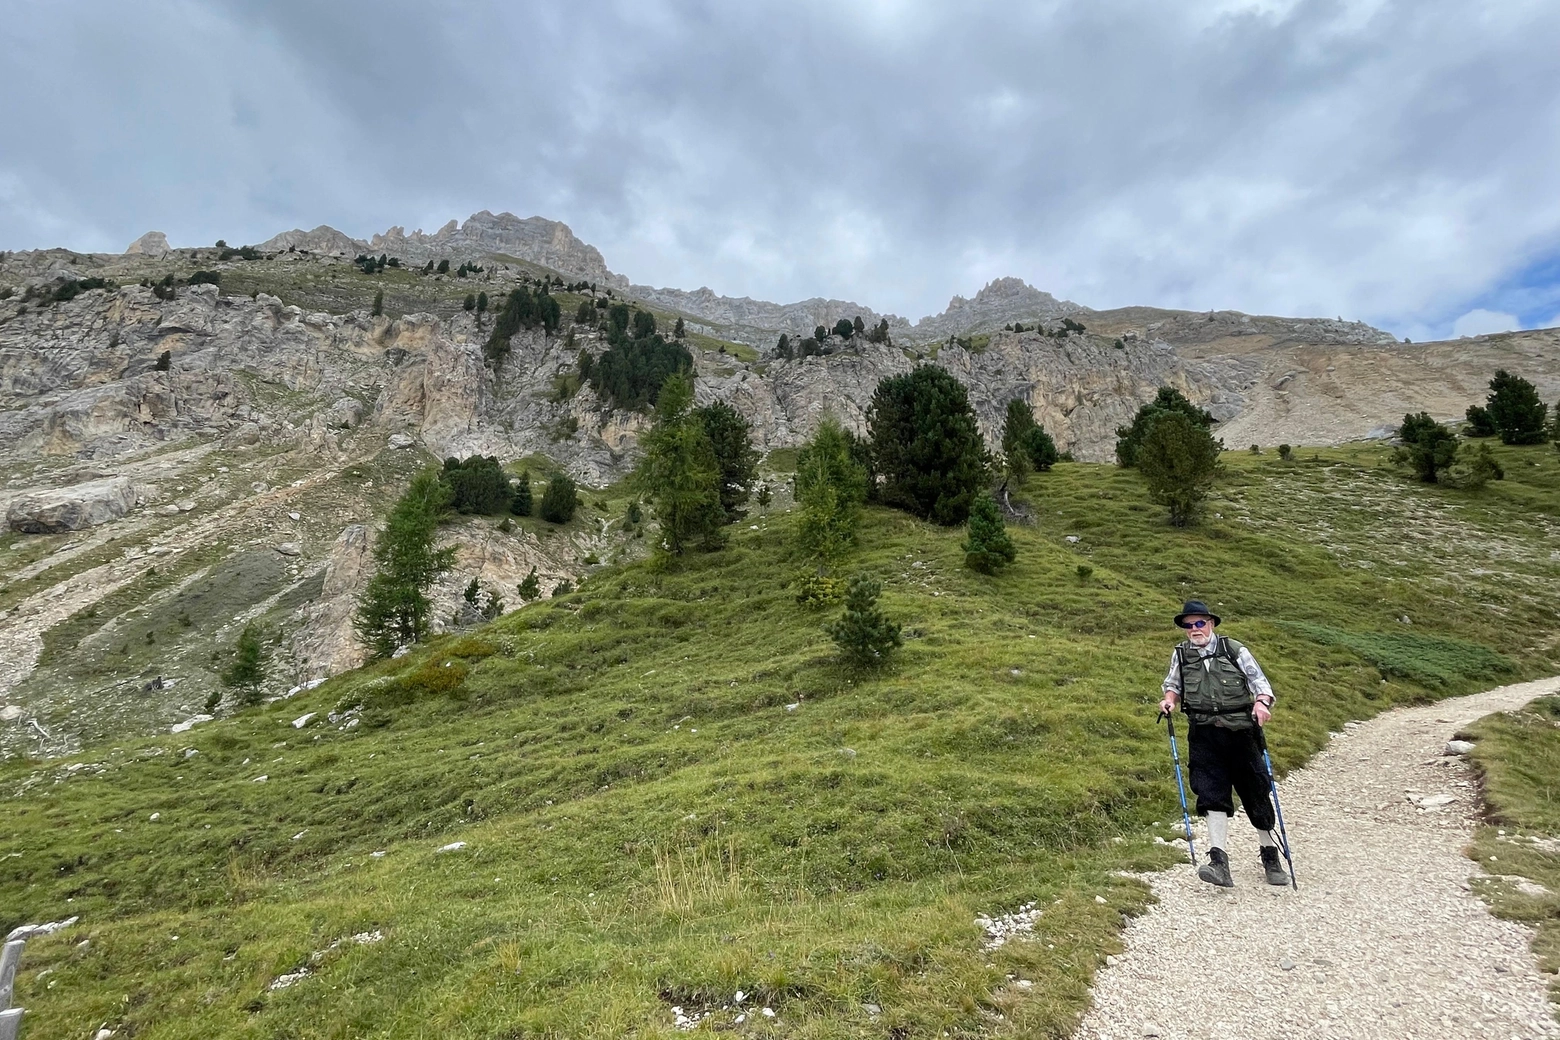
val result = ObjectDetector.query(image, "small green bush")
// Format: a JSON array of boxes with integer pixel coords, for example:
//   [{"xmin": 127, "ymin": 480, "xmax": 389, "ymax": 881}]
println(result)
[
  {"xmin": 824, "ymin": 574, "xmax": 902, "ymax": 668},
  {"xmin": 962, "ymin": 495, "xmax": 1016, "ymax": 574}
]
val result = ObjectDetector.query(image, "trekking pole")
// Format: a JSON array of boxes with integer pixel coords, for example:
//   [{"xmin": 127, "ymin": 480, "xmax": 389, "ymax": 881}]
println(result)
[
  {"xmin": 1255, "ymin": 726, "xmax": 1298, "ymax": 891},
  {"xmin": 1157, "ymin": 709, "xmax": 1197, "ymax": 868}
]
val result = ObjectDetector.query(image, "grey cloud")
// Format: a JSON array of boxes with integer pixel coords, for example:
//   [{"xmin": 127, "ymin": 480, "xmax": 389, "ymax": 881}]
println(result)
[{"xmin": 2, "ymin": 0, "xmax": 1556, "ymax": 338}]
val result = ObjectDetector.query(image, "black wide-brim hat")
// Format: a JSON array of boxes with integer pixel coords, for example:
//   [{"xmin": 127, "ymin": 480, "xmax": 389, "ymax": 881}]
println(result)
[{"xmin": 1174, "ymin": 600, "xmax": 1222, "ymax": 628}]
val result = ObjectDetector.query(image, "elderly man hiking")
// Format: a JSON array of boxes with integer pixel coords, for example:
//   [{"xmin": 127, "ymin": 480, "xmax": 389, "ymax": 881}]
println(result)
[{"xmin": 1157, "ymin": 600, "xmax": 1290, "ymax": 888}]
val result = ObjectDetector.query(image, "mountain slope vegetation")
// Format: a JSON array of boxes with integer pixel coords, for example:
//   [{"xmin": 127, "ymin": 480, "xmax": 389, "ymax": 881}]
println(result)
[{"xmin": 2, "ymin": 442, "xmax": 1557, "ymax": 1038}]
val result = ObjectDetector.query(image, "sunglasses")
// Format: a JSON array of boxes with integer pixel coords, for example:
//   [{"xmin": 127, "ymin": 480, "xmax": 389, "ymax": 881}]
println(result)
[{"xmin": 1184, "ymin": 619, "xmax": 1210, "ymax": 629}]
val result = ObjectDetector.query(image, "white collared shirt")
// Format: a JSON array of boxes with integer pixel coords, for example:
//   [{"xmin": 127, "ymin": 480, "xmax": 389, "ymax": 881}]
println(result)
[{"xmin": 1161, "ymin": 634, "xmax": 1275, "ymax": 702}]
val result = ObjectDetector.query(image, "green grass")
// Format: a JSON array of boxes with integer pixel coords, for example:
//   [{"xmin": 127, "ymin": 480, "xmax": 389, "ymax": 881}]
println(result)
[
  {"xmin": 1465, "ymin": 695, "xmax": 1560, "ymax": 1005},
  {"xmin": 2, "ymin": 442, "xmax": 1558, "ymax": 1038}
]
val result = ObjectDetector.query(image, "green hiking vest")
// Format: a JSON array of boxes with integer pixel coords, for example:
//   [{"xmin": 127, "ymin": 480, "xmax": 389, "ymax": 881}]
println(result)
[{"xmin": 1176, "ymin": 636, "xmax": 1255, "ymax": 729}]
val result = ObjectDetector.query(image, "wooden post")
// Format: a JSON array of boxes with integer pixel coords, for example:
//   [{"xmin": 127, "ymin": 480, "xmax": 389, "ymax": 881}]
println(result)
[
  {"xmin": 0, "ymin": 1008, "xmax": 22, "ymax": 1040},
  {"xmin": 0, "ymin": 940, "xmax": 22, "ymax": 1009}
]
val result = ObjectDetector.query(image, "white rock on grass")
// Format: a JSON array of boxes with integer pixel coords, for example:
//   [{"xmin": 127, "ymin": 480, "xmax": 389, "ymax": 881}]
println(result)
[
  {"xmin": 437, "ymin": 841, "xmax": 467, "ymax": 853},
  {"xmin": 7, "ymin": 477, "xmax": 136, "ymax": 534},
  {"xmin": 169, "ymin": 714, "xmax": 213, "ymax": 734},
  {"xmin": 292, "ymin": 713, "xmax": 316, "ymax": 729},
  {"xmin": 1444, "ymin": 739, "xmax": 1476, "ymax": 756}
]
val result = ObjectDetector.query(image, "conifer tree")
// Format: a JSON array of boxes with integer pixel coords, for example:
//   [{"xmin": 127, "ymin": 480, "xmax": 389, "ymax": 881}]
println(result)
[
  {"xmin": 1115, "ymin": 387, "xmax": 1213, "ymax": 467},
  {"xmin": 463, "ymin": 577, "xmax": 481, "ymax": 605},
  {"xmin": 634, "ymin": 372, "xmax": 724, "ymax": 553},
  {"xmin": 477, "ymin": 291, "xmax": 488, "ymax": 315},
  {"xmin": 867, "ymin": 366, "xmax": 989, "ymax": 525},
  {"xmin": 1395, "ymin": 412, "xmax": 1458, "ymax": 483},
  {"xmin": 539, "ymin": 473, "xmax": 579, "ymax": 524},
  {"xmin": 1464, "ymin": 404, "xmax": 1496, "ymax": 437},
  {"xmin": 673, "ymin": 316, "xmax": 686, "ymax": 339},
  {"xmin": 824, "ymin": 574, "xmax": 902, "ymax": 668},
  {"xmin": 437, "ymin": 259, "xmax": 450, "ymax": 274},
  {"xmin": 354, "ymin": 469, "xmax": 456, "ymax": 658},
  {"xmin": 517, "ymin": 567, "xmax": 540, "ymax": 601},
  {"xmin": 1485, "ymin": 370, "xmax": 1549, "ymax": 444},
  {"xmin": 463, "ymin": 293, "xmax": 476, "ymax": 311},
  {"xmin": 795, "ymin": 418, "xmax": 867, "ymax": 562},
  {"xmin": 1137, "ymin": 412, "xmax": 1223, "ymax": 526},
  {"xmin": 371, "ymin": 289, "xmax": 384, "ymax": 317},
  {"xmin": 221, "ymin": 623, "xmax": 267, "ymax": 704},
  {"xmin": 962, "ymin": 494, "xmax": 1016, "ymax": 573},
  {"xmin": 696, "ymin": 401, "xmax": 758, "ymax": 522},
  {"xmin": 510, "ymin": 470, "xmax": 533, "ymax": 516}
]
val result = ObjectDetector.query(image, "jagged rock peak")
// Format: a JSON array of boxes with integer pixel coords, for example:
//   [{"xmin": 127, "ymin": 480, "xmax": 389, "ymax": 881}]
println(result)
[
  {"xmin": 914, "ymin": 277, "xmax": 1084, "ymax": 339},
  {"xmin": 255, "ymin": 225, "xmax": 363, "ymax": 256},
  {"xmin": 254, "ymin": 212, "xmax": 627, "ymax": 288},
  {"xmin": 125, "ymin": 231, "xmax": 170, "ymax": 257}
]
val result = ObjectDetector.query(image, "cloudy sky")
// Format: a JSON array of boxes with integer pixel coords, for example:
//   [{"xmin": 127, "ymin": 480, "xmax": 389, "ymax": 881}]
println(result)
[{"xmin": 3, "ymin": 0, "xmax": 1557, "ymax": 339}]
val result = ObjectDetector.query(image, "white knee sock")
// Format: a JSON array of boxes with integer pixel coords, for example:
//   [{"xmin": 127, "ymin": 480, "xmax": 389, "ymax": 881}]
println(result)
[
  {"xmin": 1207, "ymin": 811, "xmax": 1229, "ymax": 851},
  {"xmin": 1258, "ymin": 830, "xmax": 1278, "ymax": 848}
]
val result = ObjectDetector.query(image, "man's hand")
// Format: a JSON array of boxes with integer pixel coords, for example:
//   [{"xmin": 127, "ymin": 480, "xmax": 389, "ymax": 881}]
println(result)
[
  {"xmin": 1159, "ymin": 691, "xmax": 1178, "ymax": 717},
  {"xmin": 1254, "ymin": 700, "xmax": 1272, "ymax": 727}
]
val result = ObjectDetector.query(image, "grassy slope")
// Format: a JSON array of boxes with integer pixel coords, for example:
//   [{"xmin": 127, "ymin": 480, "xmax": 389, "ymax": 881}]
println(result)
[
  {"xmin": 2, "ymin": 443, "xmax": 1557, "ymax": 1039},
  {"xmin": 1466, "ymin": 695, "xmax": 1560, "ymax": 1005}
]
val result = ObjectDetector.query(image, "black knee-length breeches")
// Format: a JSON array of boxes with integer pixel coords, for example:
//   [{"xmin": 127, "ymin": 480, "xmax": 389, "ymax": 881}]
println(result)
[{"xmin": 1187, "ymin": 723, "xmax": 1276, "ymax": 830}]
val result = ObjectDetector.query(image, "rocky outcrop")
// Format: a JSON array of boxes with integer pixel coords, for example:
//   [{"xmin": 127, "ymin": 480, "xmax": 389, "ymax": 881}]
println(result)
[
  {"xmin": 257, "ymin": 212, "xmax": 626, "ymax": 288},
  {"xmin": 6, "ymin": 476, "xmax": 136, "ymax": 533},
  {"xmin": 254, "ymin": 225, "xmax": 362, "ymax": 257},
  {"xmin": 125, "ymin": 232, "xmax": 170, "ymax": 257}
]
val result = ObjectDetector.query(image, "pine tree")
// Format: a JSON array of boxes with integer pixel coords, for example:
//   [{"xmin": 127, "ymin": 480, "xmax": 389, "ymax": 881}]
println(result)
[
  {"xmin": 1137, "ymin": 412, "xmax": 1223, "ymax": 527},
  {"xmin": 463, "ymin": 293, "xmax": 476, "ymax": 311},
  {"xmin": 834, "ymin": 317, "xmax": 855, "ymax": 340},
  {"xmin": 776, "ymin": 333, "xmax": 792, "ymax": 358},
  {"xmin": 510, "ymin": 470, "xmax": 533, "ymax": 516},
  {"xmin": 1000, "ymin": 399, "xmax": 1036, "ymax": 488},
  {"xmin": 795, "ymin": 418, "xmax": 867, "ymax": 562},
  {"xmin": 539, "ymin": 473, "xmax": 579, "ymax": 524},
  {"xmin": 517, "ymin": 567, "xmax": 540, "ymax": 601},
  {"xmin": 673, "ymin": 317, "xmax": 686, "ymax": 339},
  {"xmin": 824, "ymin": 574, "xmax": 902, "ymax": 668},
  {"xmin": 634, "ymin": 372, "xmax": 725, "ymax": 553},
  {"xmin": 1394, "ymin": 412, "xmax": 1459, "ymax": 483},
  {"xmin": 1115, "ymin": 387, "xmax": 1214, "ymax": 467},
  {"xmin": 354, "ymin": 469, "xmax": 456, "ymax": 658},
  {"xmin": 576, "ymin": 300, "xmax": 594, "ymax": 324},
  {"xmin": 477, "ymin": 291, "xmax": 488, "ymax": 315},
  {"xmin": 696, "ymin": 401, "xmax": 758, "ymax": 522},
  {"xmin": 437, "ymin": 259, "xmax": 450, "ymax": 274},
  {"xmin": 221, "ymin": 623, "xmax": 267, "ymax": 704},
  {"xmin": 1486, "ymin": 370, "xmax": 1549, "ymax": 445},
  {"xmin": 867, "ymin": 366, "xmax": 989, "ymax": 525},
  {"xmin": 1464, "ymin": 404, "xmax": 1497, "ymax": 437},
  {"xmin": 154, "ymin": 350, "xmax": 171, "ymax": 372},
  {"xmin": 371, "ymin": 289, "xmax": 384, "ymax": 317},
  {"xmin": 962, "ymin": 494, "xmax": 1016, "ymax": 573},
  {"xmin": 1441, "ymin": 441, "xmax": 1505, "ymax": 490},
  {"xmin": 853, "ymin": 315, "xmax": 866, "ymax": 337}
]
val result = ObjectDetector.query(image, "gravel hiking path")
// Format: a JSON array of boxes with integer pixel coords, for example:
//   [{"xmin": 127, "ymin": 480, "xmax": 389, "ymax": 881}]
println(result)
[{"xmin": 1075, "ymin": 676, "xmax": 1560, "ymax": 1040}]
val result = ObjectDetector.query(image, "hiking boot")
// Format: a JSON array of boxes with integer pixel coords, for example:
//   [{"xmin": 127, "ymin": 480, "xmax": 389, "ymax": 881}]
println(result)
[
  {"xmin": 1260, "ymin": 845, "xmax": 1290, "ymax": 886},
  {"xmin": 1197, "ymin": 847, "xmax": 1234, "ymax": 888}
]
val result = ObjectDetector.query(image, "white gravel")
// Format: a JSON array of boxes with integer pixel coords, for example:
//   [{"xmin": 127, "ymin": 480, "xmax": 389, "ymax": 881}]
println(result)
[{"xmin": 1076, "ymin": 676, "xmax": 1560, "ymax": 1040}]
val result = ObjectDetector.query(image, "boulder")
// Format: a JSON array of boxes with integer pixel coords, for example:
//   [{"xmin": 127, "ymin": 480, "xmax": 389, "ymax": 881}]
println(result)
[
  {"xmin": 7, "ymin": 477, "xmax": 136, "ymax": 533},
  {"xmin": 125, "ymin": 231, "xmax": 170, "ymax": 257}
]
